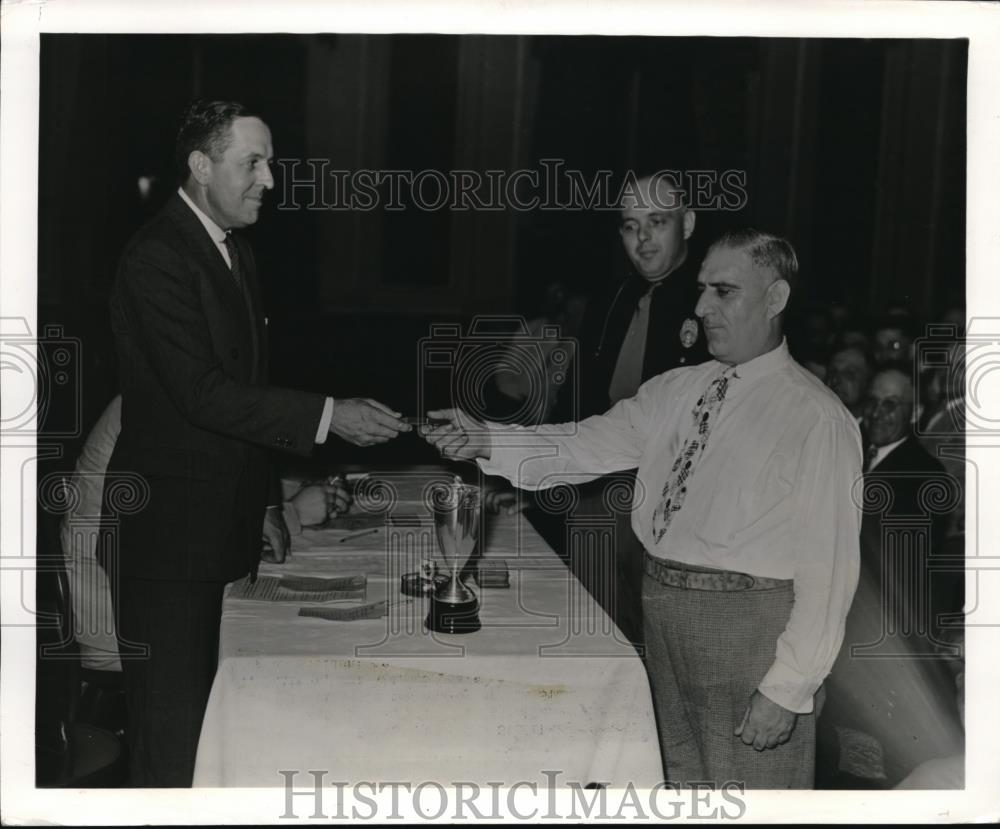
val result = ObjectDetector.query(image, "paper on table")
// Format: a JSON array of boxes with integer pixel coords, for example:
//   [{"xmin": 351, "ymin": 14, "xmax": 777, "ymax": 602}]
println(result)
[
  {"xmin": 298, "ymin": 600, "xmax": 398, "ymax": 621},
  {"xmin": 318, "ymin": 511, "xmax": 428, "ymax": 531},
  {"xmin": 229, "ymin": 574, "xmax": 367, "ymax": 603},
  {"xmin": 319, "ymin": 512, "xmax": 386, "ymax": 531}
]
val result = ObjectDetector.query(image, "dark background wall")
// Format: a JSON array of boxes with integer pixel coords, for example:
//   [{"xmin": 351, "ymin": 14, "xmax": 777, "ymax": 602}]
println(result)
[{"xmin": 37, "ymin": 33, "xmax": 966, "ymax": 466}]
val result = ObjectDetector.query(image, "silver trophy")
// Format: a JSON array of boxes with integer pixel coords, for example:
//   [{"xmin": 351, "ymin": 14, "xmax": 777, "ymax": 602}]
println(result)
[{"xmin": 425, "ymin": 476, "xmax": 482, "ymax": 634}]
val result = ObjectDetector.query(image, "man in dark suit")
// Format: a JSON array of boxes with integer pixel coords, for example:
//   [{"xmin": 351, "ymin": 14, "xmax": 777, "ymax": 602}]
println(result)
[
  {"xmin": 105, "ymin": 100, "xmax": 409, "ymax": 786},
  {"xmin": 817, "ymin": 368, "xmax": 963, "ymax": 787}
]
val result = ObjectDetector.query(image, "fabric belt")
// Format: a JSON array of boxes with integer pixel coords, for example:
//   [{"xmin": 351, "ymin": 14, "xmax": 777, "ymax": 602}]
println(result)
[{"xmin": 644, "ymin": 553, "xmax": 791, "ymax": 592}]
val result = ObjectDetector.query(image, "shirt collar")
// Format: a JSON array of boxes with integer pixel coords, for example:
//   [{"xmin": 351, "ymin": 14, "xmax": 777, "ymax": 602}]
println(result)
[
  {"xmin": 178, "ymin": 186, "xmax": 228, "ymax": 245},
  {"xmin": 722, "ymin": 338, "xmax": 791, "ymax": 385}
]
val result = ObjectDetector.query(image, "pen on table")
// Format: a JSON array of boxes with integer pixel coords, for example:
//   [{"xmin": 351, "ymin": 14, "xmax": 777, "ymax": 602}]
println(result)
[{"xmin": 339, "ymin": 527, "xmax": 380, "ymax": 543}]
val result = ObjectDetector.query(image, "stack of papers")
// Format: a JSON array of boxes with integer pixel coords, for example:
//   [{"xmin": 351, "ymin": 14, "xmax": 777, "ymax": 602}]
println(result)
[{"xmin": 229, "ymin": 574, "xmax": 367, "ymax": 603}]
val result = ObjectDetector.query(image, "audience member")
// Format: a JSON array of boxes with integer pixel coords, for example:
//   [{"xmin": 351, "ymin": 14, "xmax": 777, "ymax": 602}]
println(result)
[
  {"xmin": 872, "ymin": 312, "xmax": 916, "ymax": 368},
  {"xmin": 60, "ymin": 396, "xmax": 124, "ymax": 674},
  {"xmin": 917, "ymin": 339, "xmax": 965, "ymax": 542},
  {"xmin": 817, "ymin": 368, "xmax": 963, "ymax": 788},
  {"xmin": 826, "ymin": 345, "xmax": 874, "ymax": 425},
  {"xmin": 61, "ymin": 395, "xmax": 352, "ymax": 669}
]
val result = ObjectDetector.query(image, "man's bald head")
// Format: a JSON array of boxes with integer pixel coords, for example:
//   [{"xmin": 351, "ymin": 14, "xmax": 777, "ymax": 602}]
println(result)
[
  {"xmin": 618, "ymin": 172, "xmax": 696, "ymax": 283},
  {"xmin": 872, "ymin": 367, "xmax": 913, "ymax": 399},
  {"xmin": 619, "ymin": 173, "xmax": 687, "ymax": 212}
]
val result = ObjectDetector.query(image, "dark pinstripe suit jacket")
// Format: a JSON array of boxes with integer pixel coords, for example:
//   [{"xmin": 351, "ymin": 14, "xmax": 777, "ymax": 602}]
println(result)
[{"xmin": 107, "ymin": 192, "xmax": 325, "ymax": 582}]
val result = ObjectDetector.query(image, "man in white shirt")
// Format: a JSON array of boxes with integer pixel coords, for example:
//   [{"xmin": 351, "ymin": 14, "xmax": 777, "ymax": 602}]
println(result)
[{"xmin": 421, "ymin": 229, "xmax": 862, "ymax": 788}]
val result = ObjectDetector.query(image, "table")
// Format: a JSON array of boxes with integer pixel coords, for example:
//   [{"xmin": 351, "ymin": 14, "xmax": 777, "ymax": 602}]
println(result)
[{"xmin": 192, "ymin": 467, "xmax": 662, "ymax": 788}]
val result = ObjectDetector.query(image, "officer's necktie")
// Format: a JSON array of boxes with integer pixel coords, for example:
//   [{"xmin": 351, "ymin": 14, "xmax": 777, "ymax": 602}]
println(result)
[
  {"xmin": 608, "ymin": 284, "xmax": 656, "ymax": 405},
  {"xmin": 651, "ymin": 366, "xmax": 736, "ymax": 544}
]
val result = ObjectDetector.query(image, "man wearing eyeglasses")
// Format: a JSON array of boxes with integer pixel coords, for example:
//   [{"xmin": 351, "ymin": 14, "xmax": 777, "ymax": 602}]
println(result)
[
  {"xmin": 862, "ymin": 369, "xmax": 941, "ymax": 473},
  {"xmin": 817, "ymin": 368, "xmax": 963, "ymax": 786},
  {"xmin": 858, "ymin": 369, "xmax": 956, "ymax": 631}
]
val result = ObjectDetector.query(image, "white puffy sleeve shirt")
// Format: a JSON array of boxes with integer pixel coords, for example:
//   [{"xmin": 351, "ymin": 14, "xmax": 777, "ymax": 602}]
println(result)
[{"xmin": 479, "ymin": 340, "xmax": 862, "ymax": 713}]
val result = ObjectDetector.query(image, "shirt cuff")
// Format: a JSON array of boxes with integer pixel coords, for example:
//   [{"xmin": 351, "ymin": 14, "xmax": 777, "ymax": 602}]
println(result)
[
  {"xmin": 475, "ymin": 421, "xmax": 515, "ymax": 480},
  {"xmin": 314, "ymin": 397, "xmax": 334, "ymax": 444},
  {"xmin": 757, "ymin": 660, "xmax": 820, "ymax": 714}
]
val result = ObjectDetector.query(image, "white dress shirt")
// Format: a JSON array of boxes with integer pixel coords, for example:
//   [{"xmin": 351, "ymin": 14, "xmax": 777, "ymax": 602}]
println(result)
[
  {"xmin": 177, "ymin": 187, "xmax": 333, "ymax": 442},
  {"xmin": 480, "ymin": 340, "xmax": 862, "ymax": 713}
]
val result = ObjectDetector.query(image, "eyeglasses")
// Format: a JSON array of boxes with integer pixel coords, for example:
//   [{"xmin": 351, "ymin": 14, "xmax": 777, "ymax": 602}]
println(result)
[{"xmin": 863, "ymin": 397, "xmax": 904, "ymax": 416}]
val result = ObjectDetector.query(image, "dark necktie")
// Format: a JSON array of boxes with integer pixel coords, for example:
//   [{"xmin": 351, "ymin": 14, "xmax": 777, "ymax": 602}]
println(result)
[
  {"xmin": 223, "ymin": 232, "xmax": 258, "ymax": 364},
  {"xmin": 651, "ymin": 366, "xmax": 736, "ymax": 543},
  {"xmin": 608, "ymin": 284, "xmax": 656, "ymax": 404},
  {"xmin": 223, "ymin": 232, "xmax": 247, "ymax": 297},
  {"xmin": 863, "ymin": 444, "xmax": 878, "ymax": 473}
]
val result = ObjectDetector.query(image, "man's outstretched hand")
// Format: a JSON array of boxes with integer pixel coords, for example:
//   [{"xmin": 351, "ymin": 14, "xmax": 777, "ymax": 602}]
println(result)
[
  {"xmin": 330, "ymin": 398, "xmax": 410, "ymax": 447},
  {"xmin": 734, "ymin": 691, "xmax": 798, "ymax": 751},
  {"xmin": 419, "ymin": 408, "xmax": 492, "ymax": 462}
]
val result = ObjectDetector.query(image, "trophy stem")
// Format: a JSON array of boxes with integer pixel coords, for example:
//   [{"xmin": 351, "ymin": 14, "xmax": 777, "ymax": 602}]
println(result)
[
  {"xmin": 425, "ymin": 477, "xmax": 482, "ymax": 635},
  {"xmin": 439, "ymin": 568, "xmax": 475, "ymax": 604}
]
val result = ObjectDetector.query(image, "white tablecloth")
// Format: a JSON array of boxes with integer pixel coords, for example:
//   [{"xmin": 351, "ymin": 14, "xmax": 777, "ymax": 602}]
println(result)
[{"xmin": 192, "ymin": 468, "xmax": 662, "ymax": 788}]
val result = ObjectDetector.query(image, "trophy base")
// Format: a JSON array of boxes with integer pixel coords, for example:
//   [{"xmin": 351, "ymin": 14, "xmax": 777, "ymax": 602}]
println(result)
[{"xmin": 425, "ymin": 595, "xmax": 481, "ymax": 635}]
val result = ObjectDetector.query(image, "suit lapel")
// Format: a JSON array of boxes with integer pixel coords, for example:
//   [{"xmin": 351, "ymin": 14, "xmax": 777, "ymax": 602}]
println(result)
[
  {"xmin": 234, "ymin": 234, "xmax": 263, "ymax": 379},
  {"xmin": 165, "ymin": 194, "xmax": 257, "ymax": 375},
  {"xmin": 877, "ymin": 436, "xmax": 922, "ymax": 473}
]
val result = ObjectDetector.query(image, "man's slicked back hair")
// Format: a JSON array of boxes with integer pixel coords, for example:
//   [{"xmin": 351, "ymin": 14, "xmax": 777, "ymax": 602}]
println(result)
[
  {"xmin": 709, "ymin": 228, "xmax": 799, "ymax": 293},
  {"xmin": 175, "ymin": 99, "xmax": 252, "ymax": 182}
]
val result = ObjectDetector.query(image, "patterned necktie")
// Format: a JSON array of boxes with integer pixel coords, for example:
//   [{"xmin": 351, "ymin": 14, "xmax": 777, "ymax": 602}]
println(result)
[{"xmin": 651, "ymin": 367, "xmax": 736, "ymax": 543}]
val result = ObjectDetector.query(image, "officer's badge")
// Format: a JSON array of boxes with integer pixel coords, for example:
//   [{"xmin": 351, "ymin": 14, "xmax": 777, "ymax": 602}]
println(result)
[{"xmin": 679, "ymin": 318, "xmax": 699, "ymax": 349}]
